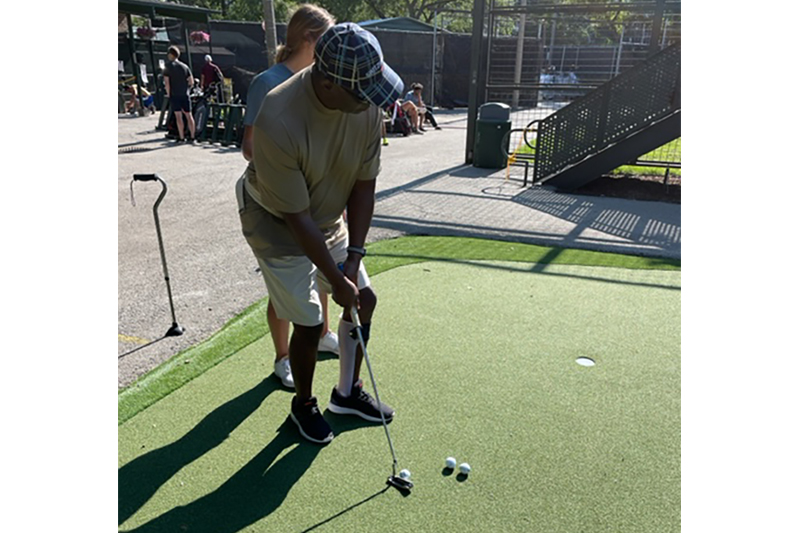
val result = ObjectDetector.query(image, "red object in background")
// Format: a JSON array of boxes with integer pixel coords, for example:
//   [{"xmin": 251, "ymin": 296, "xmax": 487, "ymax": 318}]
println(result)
[
  {"xmin": 190, "ymin": 31, "xmax": 210, "ymax": 45},
  {"xmin": 136, "ymin": 27, "xmax": 157, "ymax": 39}
]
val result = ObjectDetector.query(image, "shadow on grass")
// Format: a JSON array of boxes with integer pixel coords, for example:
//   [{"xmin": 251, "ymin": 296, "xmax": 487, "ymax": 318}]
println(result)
[
  {"xmin": 299, "ymin": 485, "xmax": 390, "ymax": 533},
  {"xmin": 120, "ymin": 395, "xmax": 377, "ymax": 533},
  {"xmin": 118, "ymin": 378, "xmax": 280, "ymax": 525},
  {"xmin": 368, "ymin": 252, "xmax": 680, "ymax": 291}
]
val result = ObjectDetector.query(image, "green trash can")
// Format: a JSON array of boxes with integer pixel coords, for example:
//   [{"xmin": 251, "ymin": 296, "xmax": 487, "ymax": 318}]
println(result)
[{"xmin": 473, "ymin": 102, "xmax": 511, "ymax": 169}]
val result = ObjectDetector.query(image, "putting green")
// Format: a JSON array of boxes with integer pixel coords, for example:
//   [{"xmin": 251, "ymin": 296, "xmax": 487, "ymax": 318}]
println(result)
[{"xmin": 119, "ymin": 257, "xmax": 680, "ymax": 532}]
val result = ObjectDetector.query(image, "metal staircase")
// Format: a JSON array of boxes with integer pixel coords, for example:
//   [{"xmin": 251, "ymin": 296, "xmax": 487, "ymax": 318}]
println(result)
[{"xmin": 533, "ymin": 43, "xmax": 681, "ymax": 191}]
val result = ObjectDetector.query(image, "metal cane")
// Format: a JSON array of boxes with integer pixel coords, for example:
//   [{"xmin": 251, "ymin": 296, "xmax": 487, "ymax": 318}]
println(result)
[{"xmin": 130, "ymin": 173, "xmax": 184, "ymax": 338}]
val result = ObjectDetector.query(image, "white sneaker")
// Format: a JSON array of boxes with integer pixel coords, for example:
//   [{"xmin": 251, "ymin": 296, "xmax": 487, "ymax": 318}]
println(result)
[
  {"xmin": 274, "ymin": 356, "xmax": 294, "ymax": 388},
  {"xmin": 318, "ymin": 331, "xmax": 340, "ymax": 355}
]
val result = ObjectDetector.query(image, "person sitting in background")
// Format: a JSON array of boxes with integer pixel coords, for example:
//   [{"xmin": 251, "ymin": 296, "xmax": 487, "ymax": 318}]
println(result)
[
  {"xmin": 404, "ymin": 82, "xmax": 440, "ymax": 131},
  {"xmin": 124, "ymin": 84, "xmax": 156, "ymax": 115},
  {"xmin": 400, "ymin": 99, "xmax": 423, "ymax": 134}
]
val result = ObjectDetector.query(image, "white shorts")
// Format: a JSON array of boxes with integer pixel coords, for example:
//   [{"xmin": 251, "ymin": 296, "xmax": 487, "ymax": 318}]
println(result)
[
  {"xmin": 255, "ymin": 231, "xmax": 371, "ymax": 328},
  {"xmin": 236, "ymin": 174, "xmax": 371, "ymax": 326}
]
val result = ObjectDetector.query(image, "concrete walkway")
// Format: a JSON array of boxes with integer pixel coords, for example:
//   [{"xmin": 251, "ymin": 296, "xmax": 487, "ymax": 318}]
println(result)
[{"xmin": 118, "ymin": 109, "xmax": 680, "ymax": 388}]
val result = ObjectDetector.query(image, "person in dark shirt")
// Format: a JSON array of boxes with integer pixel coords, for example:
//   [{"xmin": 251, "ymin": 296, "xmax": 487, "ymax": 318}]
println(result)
[{"xmin": 164, "ymin": 46, "xmax": 196, "ymax": 142}]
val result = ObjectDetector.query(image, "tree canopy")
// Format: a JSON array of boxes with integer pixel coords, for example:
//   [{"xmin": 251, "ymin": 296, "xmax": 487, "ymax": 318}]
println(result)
[{"xmin": 177, "ymin": 0, "xmax": 474, "ymax": 31}]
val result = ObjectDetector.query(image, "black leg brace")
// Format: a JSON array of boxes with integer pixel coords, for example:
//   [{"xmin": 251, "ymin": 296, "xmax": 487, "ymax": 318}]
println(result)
[{"xmin": 349, "ymin": 322, "xmax": 371, "ymax": 346}]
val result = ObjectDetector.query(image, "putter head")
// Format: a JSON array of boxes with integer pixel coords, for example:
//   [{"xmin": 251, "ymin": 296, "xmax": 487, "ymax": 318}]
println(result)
[{"xmin": 387, "ymin": 475, "xmax": 413, "ymax": 493}]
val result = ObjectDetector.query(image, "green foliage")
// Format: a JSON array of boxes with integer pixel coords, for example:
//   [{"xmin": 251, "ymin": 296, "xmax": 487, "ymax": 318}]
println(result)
[
  {"xmin": 177, "ymin": 0, "xmax": 301, "ymax": 22},
  {"xmin": 131, "ymin": 15, "xmax": 150, "ymax": 27},
  {"xmin": 224, "ymin": 0, "xmax": 269, "ymax": 21},
  {"xmin": 176, "ymin": 0, "xmax": 473, "ymax": 26},
  {"xmin": 320, "ymin": 0, "xmax": 375, "ymax": 22}
]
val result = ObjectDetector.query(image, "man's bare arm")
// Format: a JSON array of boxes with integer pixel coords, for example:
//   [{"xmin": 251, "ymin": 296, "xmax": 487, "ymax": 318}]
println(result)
[
  {"xmin": 339, "ymin": 178, "xmax": 375, "ymax": 287},
  {"xmin": 242, "ymin": 126, "xmax": 254, "ymax": 161},
  {"xmin": 345, "ymin": 179, "xmax": 376, "ymax": 250}
]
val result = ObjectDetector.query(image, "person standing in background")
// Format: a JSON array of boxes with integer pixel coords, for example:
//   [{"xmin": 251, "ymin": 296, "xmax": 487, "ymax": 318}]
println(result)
[{"xmin": 164, "ymin": 45, "xmax": 196, "ymax": 142}]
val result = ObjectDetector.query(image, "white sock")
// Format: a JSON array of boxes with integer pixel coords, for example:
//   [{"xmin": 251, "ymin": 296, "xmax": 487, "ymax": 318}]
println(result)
[{"xmin": 337, "ymin": 318, "xmax": 358, "ymax": 397}]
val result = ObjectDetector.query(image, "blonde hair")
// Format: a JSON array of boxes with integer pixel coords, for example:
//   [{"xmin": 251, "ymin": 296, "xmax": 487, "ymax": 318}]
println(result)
[{"xmin": 275, "ymin": 4, "xmax": 336, "ymax": 64}]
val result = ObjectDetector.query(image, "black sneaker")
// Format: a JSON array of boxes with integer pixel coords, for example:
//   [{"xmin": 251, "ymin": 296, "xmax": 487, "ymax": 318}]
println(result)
[
  {"xmin": 290, "ymin": 396, "xmax": 334, "ymax": 444},
  {"xmin": 328, "ymin": 380, "xmax": 394, "ymax": 423}
]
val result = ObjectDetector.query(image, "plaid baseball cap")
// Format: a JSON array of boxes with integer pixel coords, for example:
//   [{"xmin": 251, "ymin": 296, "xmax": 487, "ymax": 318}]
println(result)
[{"xmin": 314, "ymin": 23, "xmax": 404, "ymax": 109}]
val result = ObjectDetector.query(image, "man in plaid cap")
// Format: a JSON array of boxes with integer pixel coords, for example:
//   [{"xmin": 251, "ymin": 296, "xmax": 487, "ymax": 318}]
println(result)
[{"xmin": 236, "ymin": 23, "xmax": 404, "ymax": 444}]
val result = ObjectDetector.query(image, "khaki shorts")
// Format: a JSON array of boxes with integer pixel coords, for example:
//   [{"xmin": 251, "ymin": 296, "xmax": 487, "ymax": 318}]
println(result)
[{"xmin": 237, "ymin": 175, "xmax": 371, "ymax": 327}]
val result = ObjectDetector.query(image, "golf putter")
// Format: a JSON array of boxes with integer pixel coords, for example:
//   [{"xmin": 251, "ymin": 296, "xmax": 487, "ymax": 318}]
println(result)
[
  {"xmin": 350, "ymin": 306, "xmax": 413, "ymax": 493},
  {"xmin": 130, "ymin": 174, "xmax": 184, "ymax": 338}
]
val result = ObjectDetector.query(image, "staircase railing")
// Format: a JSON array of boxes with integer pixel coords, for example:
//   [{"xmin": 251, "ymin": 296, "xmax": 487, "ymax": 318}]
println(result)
[{"xmin": 533, "ymin": 43, "xmax": 681, "ymax": 183}]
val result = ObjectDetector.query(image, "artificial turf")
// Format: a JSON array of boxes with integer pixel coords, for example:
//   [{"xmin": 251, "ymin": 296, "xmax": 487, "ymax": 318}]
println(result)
[
  {"xmin": 118, "ymin": 236, "xmax": 679, "ymax": 425},
  {"xmin": 119, "ymin": 242, "xmax": 680, "ymax": 532}
]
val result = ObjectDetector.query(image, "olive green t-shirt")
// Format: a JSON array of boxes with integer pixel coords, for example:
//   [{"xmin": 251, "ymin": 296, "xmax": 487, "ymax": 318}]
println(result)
[{"xmin": 245, "ymin": 67, "xmax": 382, "ymax": 257}]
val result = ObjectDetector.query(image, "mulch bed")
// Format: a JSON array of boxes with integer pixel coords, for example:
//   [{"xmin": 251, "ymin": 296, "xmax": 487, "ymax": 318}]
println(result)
[{"xmin": 575, "ymin": 173, "xmax": 681, "ymax": 204}]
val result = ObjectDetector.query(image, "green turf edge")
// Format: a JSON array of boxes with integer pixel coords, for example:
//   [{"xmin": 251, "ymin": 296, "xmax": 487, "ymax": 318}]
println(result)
[
  {"xmin": 364, "ymin": 235, "xmax": 680, "ymax": 273},
  {"xmin": 118, "ymin": 298, "xmax": 270, "ymax": 425},
  {"xmin": 118, "ymin": 235, "xmax": 680, "ymax": 425}
]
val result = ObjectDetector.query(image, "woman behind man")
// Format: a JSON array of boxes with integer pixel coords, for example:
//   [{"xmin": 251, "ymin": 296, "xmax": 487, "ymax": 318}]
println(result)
[{"xmin": 240, "ymin": 4, "xmax": 339, "ymax": 389}]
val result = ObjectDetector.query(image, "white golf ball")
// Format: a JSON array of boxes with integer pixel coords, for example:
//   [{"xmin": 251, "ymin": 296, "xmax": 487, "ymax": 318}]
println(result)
[
  {"xmin": 459, "ymin": 463, "xmax": 471, "ymax": 475},
  {"xmin": 399, "ymin": 469, "xmax": 411, "ymax": 480},
  {"xmin": 445, "ymin": 457, "xmax": 457, "ymax": 469}
]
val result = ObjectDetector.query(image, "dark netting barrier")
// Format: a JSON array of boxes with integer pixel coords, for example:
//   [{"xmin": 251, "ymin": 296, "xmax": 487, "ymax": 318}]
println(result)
[
  {"xmin": 368, "ymin": 29, "xmax": 435, "ymax": 101},
  {"xmin": 440, "ymin": 33, "xmax": 472, "ymax": 108},
  {"xmin": 365, "ymin": 29, "xmax": 473, "ymax": 109}
]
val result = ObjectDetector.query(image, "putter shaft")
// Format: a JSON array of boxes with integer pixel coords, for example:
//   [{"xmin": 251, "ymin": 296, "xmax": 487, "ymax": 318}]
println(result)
[{"xmin": 350, "ymin": 307, "xmax": 400, "ymax": 477}]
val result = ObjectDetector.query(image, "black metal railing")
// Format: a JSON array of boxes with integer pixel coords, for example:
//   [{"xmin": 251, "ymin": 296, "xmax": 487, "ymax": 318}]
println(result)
[{"xmin": 533, "ymin": 42, "xmax": 680, "ymax": 182}]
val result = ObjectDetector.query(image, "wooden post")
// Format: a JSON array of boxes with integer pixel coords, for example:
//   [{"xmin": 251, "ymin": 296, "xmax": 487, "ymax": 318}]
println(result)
[{"xmin": 262, "ymin": 0, "xmax": 278, "ymax": 67}]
